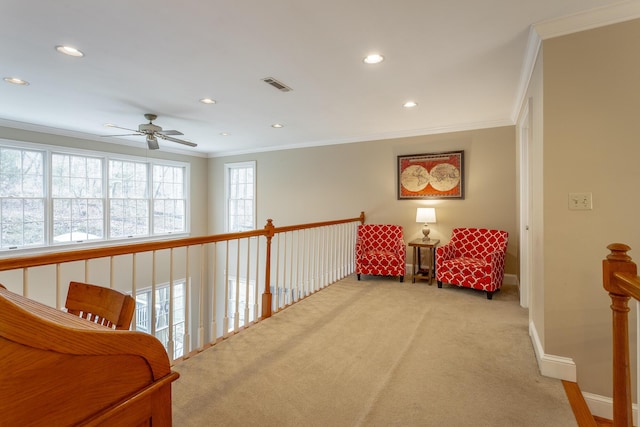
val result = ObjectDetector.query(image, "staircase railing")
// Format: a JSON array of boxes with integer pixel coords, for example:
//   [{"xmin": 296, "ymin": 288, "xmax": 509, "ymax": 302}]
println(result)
[
  {"xmin": 0, "ymin": 212, "xmax": 365, "ymax": 363},
  {"xmin": 603, "ymin": 243, "xmax": 640, "ymax": 427}
]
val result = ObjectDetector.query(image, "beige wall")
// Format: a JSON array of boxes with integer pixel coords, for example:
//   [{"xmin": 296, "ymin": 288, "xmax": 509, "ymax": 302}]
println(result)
[
  {"xmin": 543, "ymin": 18, "xmax": 640, "ymax": 396},
  {"xmin": 209, "ymin": 126, "xmax": 518, "ymax": 275}
]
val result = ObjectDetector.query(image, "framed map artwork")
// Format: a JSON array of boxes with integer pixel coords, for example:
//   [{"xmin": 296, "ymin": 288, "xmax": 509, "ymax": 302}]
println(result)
[{"xmin": 397, "ymin": 151, "xmax": 464, "ymax": 199}]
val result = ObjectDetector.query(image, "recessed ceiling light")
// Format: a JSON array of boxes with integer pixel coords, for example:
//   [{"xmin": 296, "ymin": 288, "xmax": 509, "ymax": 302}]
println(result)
[
  {"xmin": 3, "ymin": 77, "xmax": 29, "ymax": 86},
  {"xmin": 220, "ymin": 132, "xmax": 230, "ymax": 136},
  {"xmin": 403, "ymin": 101, "xmax": 418, "ymax": 108},
  {"xmin": 363, "ymin": 54, "xmax": 384, "ymax": 64},
  {"xmin": 56, "ymin": 45, "xmax": 84, "ymax": 57},
  {"xmin": 271, "ymin": 123, "xmax": 283, "ymax": 128},
  {"xmin": 200, "ymin": 98, "xmax": 216, "ymax": 104}
]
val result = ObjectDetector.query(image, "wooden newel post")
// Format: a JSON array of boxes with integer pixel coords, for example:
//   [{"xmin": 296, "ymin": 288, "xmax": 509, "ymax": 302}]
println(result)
[
  {"xmin": 262, "ymin": 219, "xmax": 275, "ymax": 319},
  {"xmin": 603, "ymin": 243, "xmax": 637, "ymax": 427}
]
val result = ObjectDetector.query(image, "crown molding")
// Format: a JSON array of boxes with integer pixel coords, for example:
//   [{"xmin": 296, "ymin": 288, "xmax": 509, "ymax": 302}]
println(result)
[
  {"xmin": 510, "ymin": 26, "xmax": 542, "ymax": 123},
  {"xmin": 534, "ymin": 0, "xmax": 640, "ymax": 40},
  {"xmin": 511, "ymin": 1, "xmax": 640, "ymax": 123},
  {"xmin": 208, "ymin": 118, "xmax": 515, "ymax": 158}
]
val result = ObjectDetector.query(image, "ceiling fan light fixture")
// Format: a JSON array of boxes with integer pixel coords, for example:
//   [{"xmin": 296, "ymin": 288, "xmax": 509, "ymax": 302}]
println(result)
[
  {"xmin": 146, "ymin": 134, "xmax": 159, "ymax": 150},
  {"xmin": 55, "ymin": 45, "xmax": 84, "ymax": 57},
  {"xmin": 3, "ymin": 77, "xmax": 29, "ymax": 86}
]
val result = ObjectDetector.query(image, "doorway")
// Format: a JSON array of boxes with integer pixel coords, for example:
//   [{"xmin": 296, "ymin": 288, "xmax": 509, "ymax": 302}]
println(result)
[{"xmin": 518, "ymin": 98, "xmax": 533, "ymax": 309}]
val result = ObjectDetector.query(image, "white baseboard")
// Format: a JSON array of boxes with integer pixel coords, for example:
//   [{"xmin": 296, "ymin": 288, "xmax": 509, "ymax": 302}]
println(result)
[
  {"xmin": 530, "ymin": 316, "xmax": 640, "ymax": 423},
  {"xmin": 529, "ymin": 321, "xmax": 576, "ymax": 381},
  {"xmin": 583, "ymin": 392, "xmax": 639, "ymax": 425}
]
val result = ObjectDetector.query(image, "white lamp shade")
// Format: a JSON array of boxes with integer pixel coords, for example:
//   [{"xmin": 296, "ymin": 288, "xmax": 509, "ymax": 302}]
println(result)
[{"xmin": 416, "ymin": 207, "xmax": 436, "ymax": 223}]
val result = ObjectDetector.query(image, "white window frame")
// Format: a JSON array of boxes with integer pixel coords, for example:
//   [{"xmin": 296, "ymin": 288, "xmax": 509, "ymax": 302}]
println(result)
[
  {"xmin": 108, "ymin": 158, "xmax": 150, "ymax": 239},
  {"xmin": 50, "ymin": 152, "xmax": 105, "ymax": 243},
  {"xmin": 0, "ymin": 139, "xmax": 191, "ymax": 253},
  {"xmin": 134, "ymin": 279, "xmax": 187, "ymax": 360},
  {"xmin": 224, "ymin": 161, "xmax": 256, "ymax": 232},
  {"xmin": 0, "ymin": 146, "xmax": 46, "ymax": 248}
]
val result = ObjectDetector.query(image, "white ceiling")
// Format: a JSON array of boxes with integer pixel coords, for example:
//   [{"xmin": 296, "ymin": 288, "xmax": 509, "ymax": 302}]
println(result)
[{"xmin": 1, "ymin": 0, "xmax": 638, "ymax": 157}]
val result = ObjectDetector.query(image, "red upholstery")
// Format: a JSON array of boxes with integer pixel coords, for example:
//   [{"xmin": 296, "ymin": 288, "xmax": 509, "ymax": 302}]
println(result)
[
  {"xmin": 435, "ymin": 228, "xmax": 508, "ymax": 299},
  {"xmin": 355, "ymin": 224, "xmax": 406, "ymax": 282}
]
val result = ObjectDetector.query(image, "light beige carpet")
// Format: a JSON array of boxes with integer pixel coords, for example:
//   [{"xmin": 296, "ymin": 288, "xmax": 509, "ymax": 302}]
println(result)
[{"xmin": 172, "ymin": 275, "xmax": 577, "ymax": 426}]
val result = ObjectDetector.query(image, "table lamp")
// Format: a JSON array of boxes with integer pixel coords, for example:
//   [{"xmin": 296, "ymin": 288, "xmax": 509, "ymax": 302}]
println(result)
[{"xmin": 416, "ymin": 207, "xmax": 436, "ymax": 240}]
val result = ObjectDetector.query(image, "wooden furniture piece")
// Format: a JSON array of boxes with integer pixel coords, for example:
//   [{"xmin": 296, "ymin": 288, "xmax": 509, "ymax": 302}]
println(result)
[
  {"xmin": 0, "ymin": 286, "xmax": 179, "ymax": 426},
  {"xmin": 408, "ymin": 238, "xmax": 440, "ymax": 284},
  {"xmin": 65, "ymin": 281, "xmax": 136, "ymax": 330},
  {"xmin": 436, "ymin": 228, "xmax": 509, "ymax": 300},
  {"xmin": 355, "ymin": 224, "xmax": 406, "ymax": 282}
]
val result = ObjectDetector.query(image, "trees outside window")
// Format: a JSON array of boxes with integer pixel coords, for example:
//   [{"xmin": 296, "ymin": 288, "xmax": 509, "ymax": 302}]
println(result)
[
  {"xmin": 109, "ymin": 160, "xmax": 149, "ymax": 238},
  {"xmin": 153, "ymin": 165, "xmax": 186, "ymax": 234},
  {"xmin": 0, "ymin": 147, "xmax": 45, "ymax": 248},
  {"xmin": 0, "ymin": 142, "xmax": 189, "ymax": 250},
  {"xmin": 225, "ymin": 161, "xmax": 255, "ymax": 232},
  {"xmin": 52, "ymin": 153, "xmax": 104, "ymax": 242}
]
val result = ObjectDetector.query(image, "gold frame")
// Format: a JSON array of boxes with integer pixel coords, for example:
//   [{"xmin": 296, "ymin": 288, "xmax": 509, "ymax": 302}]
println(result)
[{"xmin": 397, "ymin": 151, "xmax": 464, "ymax": 199}]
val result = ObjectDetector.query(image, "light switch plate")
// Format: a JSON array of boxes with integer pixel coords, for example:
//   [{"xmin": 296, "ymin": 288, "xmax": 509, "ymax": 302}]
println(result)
[{"xmin": 568, "ymin": 192, "xmax": 593, "ymax": 210}]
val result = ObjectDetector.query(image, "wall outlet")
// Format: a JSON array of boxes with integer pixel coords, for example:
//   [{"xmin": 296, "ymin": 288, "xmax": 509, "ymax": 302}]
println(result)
[{"xmin": 568, "ymin": 192, "xmax": 593, "ymax": 210}]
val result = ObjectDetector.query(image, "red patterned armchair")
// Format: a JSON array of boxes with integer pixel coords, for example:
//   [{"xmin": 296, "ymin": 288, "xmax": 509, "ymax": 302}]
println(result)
[
  {"xmin": 436, "ymin": 228, "xmax": 508, "ymax": 299},
  {"xmin": 355, "ymin": 224, "xmax": 406, "ymax": 282}
]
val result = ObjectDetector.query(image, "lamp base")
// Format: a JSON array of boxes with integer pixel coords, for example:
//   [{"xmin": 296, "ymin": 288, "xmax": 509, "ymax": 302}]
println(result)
[{"xmin": 422, "ymin": 224, "xmax": 431, "ymax": 241}]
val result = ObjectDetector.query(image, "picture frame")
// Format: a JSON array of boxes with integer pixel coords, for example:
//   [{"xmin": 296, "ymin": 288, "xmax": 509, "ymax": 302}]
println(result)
[{"xmin": 397, "ymin": 150, "xmax": 464, "ymax": 199}]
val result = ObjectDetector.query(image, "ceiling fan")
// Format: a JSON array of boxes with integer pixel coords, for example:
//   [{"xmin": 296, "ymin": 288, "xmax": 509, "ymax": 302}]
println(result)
[{"xmin": 104, "ymin": 113, "xmax": 197, "ymax": 150}]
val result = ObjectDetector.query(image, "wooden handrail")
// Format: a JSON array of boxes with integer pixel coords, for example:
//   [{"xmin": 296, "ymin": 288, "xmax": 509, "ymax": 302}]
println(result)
[
  {"xmin": 272, "ymin": 211, "xmax": 365, "ymax": 234},
  {"xmin": 0, "ymin": 212, "xmax": 366, "ymax": 321},
  {"xmin": 0, "ymin": 212, "xmax": 365, "ymax": 273},
  {"xmin": 0, "ymin": 229, "xmax": 268, "ymax": 272},
  {"xmin": 603, "ymin": 243, "xmax": 640, "ymax": 427}
]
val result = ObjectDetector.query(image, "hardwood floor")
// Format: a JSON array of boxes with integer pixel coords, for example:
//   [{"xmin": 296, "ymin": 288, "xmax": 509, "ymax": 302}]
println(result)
[{"xmin": 593, "ymin": 416, "xmax": 614, "ymax": 427}]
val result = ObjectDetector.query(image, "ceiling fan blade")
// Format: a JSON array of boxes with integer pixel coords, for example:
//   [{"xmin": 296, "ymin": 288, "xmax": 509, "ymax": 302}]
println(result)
[
  {"xmin": 101, "ymin": 133, "xmax": 141, "ymax": 137},
  {"xmin": 158, "ymin": 130, "xmax": 183, "ymax": 136},
  {"xmin": 146, "ymin": 135, "xmax": 160, "ymax": 150},
  {"xmin": 157, "ymin": 134, "xmax": 197, "ymax": 147},
  {"xmin": 106, "ymin": 125, "xmax": 140, "ymax": 133}
]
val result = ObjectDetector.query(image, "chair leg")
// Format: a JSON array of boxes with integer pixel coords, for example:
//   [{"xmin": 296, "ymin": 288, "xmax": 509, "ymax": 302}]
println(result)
[
  {"xmin": 437, "ymin": 281, "xmax": 442, "ymax": 288},
  {"xmin": 486, "ymin": 291, "xmax": 493, "ymax": 300},
  {"xmin": 399, "ymin": 275, "xmax": 404, "ymax": 283},
  {"xmin": 357, "ymin": 274, "xmax": 361, "ymax": 281}
]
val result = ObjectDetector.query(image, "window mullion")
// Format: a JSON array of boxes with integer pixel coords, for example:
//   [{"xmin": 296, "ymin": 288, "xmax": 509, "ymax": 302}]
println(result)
[{"xmin": 0, "ymin": 141, "xmax": 189, "ymax": 251}]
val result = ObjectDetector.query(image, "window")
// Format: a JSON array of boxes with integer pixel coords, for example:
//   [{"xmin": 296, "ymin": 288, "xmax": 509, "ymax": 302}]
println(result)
[
  {"xmin": 109, "ymin": 160, "xmax": 149, "ymax": 238},
  {"xmin": 51, "ymin": 153, "xmax": 104, "ymax": 242},
  {"xmin": 225, "ymin": 161, "xmax": 255, "ymax": 232},
  {"xmin": 134, "ymin": 281, "xmax": 186, "ymax": 360},
  {"xmin": 0, "ymin": 141, "xmax": 190, "ymax": 251},
  {"xmin": 227, "ymin": 276, "xmax": 257, "ymax": 332},
  {"xmin": 153, "ymin": 165, "xmax": 186, "ymax": 234},
  {"xmin": 0, "ymin": 147, "xmax": 45, "ymax": 248}
]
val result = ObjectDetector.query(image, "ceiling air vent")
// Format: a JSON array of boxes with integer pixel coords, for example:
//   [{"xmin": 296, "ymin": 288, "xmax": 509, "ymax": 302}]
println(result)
[{"xmin": 262, "ymin": 77, "xmax": 292, "ymax": 92}]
